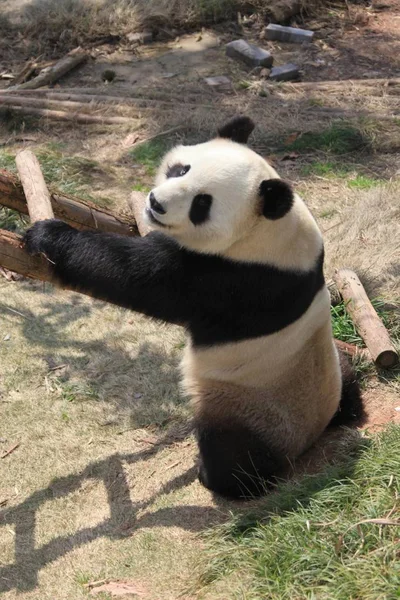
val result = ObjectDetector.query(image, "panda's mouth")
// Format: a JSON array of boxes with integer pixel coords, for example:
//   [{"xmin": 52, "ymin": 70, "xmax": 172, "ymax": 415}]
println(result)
[{"xmin": 146, "ymin": 207, "xmax": 168, "ymax": 228}]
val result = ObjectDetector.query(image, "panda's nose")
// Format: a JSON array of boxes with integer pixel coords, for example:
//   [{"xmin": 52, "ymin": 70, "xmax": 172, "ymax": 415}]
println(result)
[{"xmin": 149, "ymin": 192, "xmax": 166, "ymax": 215}]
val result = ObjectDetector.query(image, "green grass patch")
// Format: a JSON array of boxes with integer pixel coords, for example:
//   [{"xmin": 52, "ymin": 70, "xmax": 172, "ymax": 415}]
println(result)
[
  {"xmin": 129, "ymin": 138, "xmax": 170, "ymax": 176},
  {"xmin": 283, "ymin": 124, "xmax": 367, "ymax": 155},
  {"xmin": 0, "ymin": 207, "xmax": 29, "ymax": 233},
  {"xmin": 301, "ymin": 160, "xmax": 349, "ymax": 178},
  {"xmin": 331, "ymin": 302, "xmax": 364, "ymax": 346},
  {"xmin": 347, "ymin": 174, "xmax": 382, "ymax": 190},
  {"xmin": 198, "ymin": 425, "xmax": 400, "ymax": 600}
]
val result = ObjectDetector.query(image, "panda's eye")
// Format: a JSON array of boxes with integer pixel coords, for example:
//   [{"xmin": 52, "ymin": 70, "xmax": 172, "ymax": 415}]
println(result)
[{"xmin": 166, "ymin": 164, "xmax": 191, "ymax": 178}]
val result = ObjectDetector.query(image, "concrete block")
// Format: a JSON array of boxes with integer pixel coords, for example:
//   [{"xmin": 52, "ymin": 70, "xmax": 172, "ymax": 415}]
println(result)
[
  {"xmin": 269, "ymin": 63, "xmax": 300, "ymax": 81},
  {"xmin": 226, "ymin": 39, "xmax": 273, "ymax": 68},
  {"xmin": 265, "ymin": 24, "xmax": 314, "ymax": 44}
]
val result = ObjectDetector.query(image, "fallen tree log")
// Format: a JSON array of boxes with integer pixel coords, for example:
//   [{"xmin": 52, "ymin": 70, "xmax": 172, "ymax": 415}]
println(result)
[
  {"xmin": 16, "ymin": 149, "xmax": 54, "ymax": 222},
  {"xmin": 8, "ymin": 49, "xmax": 88, "ymax": 91},
  {"xmin": 0, "ymin": 90, "xmax": 214, "ymax": 110},
  {"xmin": 334, "ymin": 339, "xmax": 371, "ymax": 361},
  {"xmin": 0, "ymin": 94, "xmax": 150, "ymax": 116},
  {"xmin": 333, "ymin": 268, "xmax": 399, "ymax": 369},
  {"xmin": 0, "ymin": 169, "xmax": 137, "ymax": 236},
  {"xmin": 0, "ymin": 104, "xmax": 133, "ymax": 125},
  {"xmin": 0, "ymin": 229, "xmax": 52, "ymax": 282}
]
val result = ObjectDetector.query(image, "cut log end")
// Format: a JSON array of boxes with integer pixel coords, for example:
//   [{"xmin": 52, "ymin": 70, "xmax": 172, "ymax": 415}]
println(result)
[{"xmin": 376, "ymin": 350, "xmax": 399, "ymax": 370}]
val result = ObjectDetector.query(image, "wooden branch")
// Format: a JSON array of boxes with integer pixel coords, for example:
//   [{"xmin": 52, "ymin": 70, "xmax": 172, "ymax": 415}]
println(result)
[
  {"xmin": 15, "ymin": 149, "xmax": 54, "ymax": 222},
  {"xmin": 0, "ymin": 169, "xmax": 137, "ymax": 236},
  {"xmin": 334, "ymin": 339, "xmax": 371, "ymax": 361},
  {"xmin": 333, "ymin": 269, "xmax": 399, "ymax": 369},
  {"xmin": 8, "ymin": 49, "xmax": 88, "ymax": 91},
  {"xmin": 0, "ymin": 229, "xmax": 52, "ymax": 281},
  {"xmin": 0, "ymin": 104, "xmax": 132, "ymax": 125}
]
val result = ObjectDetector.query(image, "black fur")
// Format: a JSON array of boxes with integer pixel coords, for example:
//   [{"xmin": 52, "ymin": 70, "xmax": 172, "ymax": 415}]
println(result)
[
  {"xmin": 329, "ymin": 350, "xmax": 365, "ymax": 427},
  {"xmin": 218, "ymin": 116, "xmax": 255, "ymax": 144},
  {"xmin": 260, "ymin": 179, "xmax": 294, "ymax": 220},
  {"xmin": 166, "ymin": 164, "xmax": 191, "ymax": 178},
  {"xmin": 23, "ymin": 220, "xmax": 324, "ymax": 347},
  {"xmin": 189, "ymin": 194, "xmax": 213, "ymax": 226},
  {"xmin": 197, "ymin": 421, "xmax": 283, "ymax": 498}
]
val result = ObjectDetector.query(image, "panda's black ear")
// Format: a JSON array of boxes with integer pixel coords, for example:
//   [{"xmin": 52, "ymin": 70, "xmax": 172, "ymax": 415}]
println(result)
[
  {"xmin": 260, "ymin": 179, "xmax": 294, "ymax": 220},
  {"xmin": 217, "ymin": 116, "xmax": 255, "ymax": 144}
]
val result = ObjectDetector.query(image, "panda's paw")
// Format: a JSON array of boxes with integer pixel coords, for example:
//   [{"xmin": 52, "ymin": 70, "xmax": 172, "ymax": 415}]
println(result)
[{"xmin": 23, "ymin": 219, "xmax": 76, "ymax": 260}]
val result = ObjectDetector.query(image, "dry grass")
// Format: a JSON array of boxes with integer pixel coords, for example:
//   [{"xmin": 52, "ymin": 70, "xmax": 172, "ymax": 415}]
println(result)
[
  {"xmin": 17, "ymin": 0, "xmax": 238, "ymax": 52},
  {"xmin": 323, "ymin": 181, "xmax": 400, "ymax": 303},
  {"xmin": 12, "ymin": 0, "xmax": 329, "ymax": 54},
  {"xmin": 0, "ymin": 279, "xmax": 227, "ymax": 599}
]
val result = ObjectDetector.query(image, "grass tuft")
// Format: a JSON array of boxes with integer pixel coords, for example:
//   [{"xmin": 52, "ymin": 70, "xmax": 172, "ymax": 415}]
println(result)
[
  {"xmin": 129, "ymin": 138, "xmax": 170, "ymax": 176},
  {"xmin": 197, "ymin": 425, "xmax": 400, "ymax": 600},
  {"xmin": 283, "ymin": 124, "xmax": 367, "ymax": 155}
]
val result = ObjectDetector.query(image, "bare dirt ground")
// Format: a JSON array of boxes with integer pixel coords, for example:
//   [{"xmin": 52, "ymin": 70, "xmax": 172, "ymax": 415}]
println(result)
[{"xmin": 0, "ymin": 2, "xmax": 399, "ymax": 599}]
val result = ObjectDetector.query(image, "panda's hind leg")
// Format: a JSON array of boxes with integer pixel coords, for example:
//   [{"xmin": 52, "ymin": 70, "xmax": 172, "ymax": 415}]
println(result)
[{"xmin": 196, "ymin": 420, "xmax": 283, "ymax": 499}]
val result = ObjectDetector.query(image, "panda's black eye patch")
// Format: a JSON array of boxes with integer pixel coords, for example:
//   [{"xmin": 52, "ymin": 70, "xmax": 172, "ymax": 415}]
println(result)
[
  {"xmin": 189, "ymin": 194, "xmax": 213, "ymax": 226},
  {"xmin": 166, "ymin": 164, "xmax": 191, "ymax": 178}
]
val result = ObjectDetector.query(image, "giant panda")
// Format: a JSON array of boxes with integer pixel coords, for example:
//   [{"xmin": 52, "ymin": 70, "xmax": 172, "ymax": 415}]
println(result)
[{"xmin": 24, "ymin": 116, "xmax": 362, "ymax": 499}]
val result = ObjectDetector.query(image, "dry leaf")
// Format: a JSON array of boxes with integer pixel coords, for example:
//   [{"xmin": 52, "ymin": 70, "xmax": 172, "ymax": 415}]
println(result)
[
  {"xmin": 87, "ymin": 579, "xmax": 146, "ymax": 597},
  {"xmin": 285, "ymin": 132, "xmax": 300, "ymax": 145},
  {"xmin": 281, "ymin": 152, "xmax": 299, "ymax": 161},
  {"xmin": 122, "ymin": 133, "xmax": 140, "ymax": 148}
]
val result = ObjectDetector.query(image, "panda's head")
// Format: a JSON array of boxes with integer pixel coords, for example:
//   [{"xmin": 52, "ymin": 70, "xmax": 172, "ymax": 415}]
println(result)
[{"xmin": 144, "ymin": 117, "xmax": 297, "ymax": 255}]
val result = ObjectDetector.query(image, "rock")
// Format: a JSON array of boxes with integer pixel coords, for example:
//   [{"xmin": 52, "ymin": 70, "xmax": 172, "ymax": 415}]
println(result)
[
  {"xmin": 265, "ymin": 24, "xmax": 314, "ymax": 44},
  {"xmin": 269, "ymin": 63, "xmax": 300, "ymax": 81},
  {"xmin": 126, "ymin": 31, "xmax": 153, "ymax": 44},
  {"xmin": 204, "ymin": 75, "xmax": 232, "ymax": 90},
  {"xmin": 226, "ymin": 39, "xmax": 273, "ymax": 68}
]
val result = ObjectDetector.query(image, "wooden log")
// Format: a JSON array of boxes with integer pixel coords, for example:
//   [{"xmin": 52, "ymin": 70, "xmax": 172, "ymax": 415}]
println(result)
[
  {"xmin": 334, "ymin": 339, "xmax": 371, "ymax": 361},
  {"xmin": 0, "ymin": 94, "xmax": 148, "ymax": 116},
  {"xmin": 8, "ymin": 49, "xmax": 88, "ymax": 91},
  {"xmin": 0, "ymin": 169, "xmax": 136, "ymax": 236},
  {"xmin": 333, "ymin": 269, "xmax": 399, "ymax": 369},
  {"xmin": 280, "ymin": 77, "xmax": 400, "ymax": 90},
  {"xmin": 0, "ymin": 104, "xmax": 133, "ymax": 125},
  {"xmin": 0, "ymin": 229, "xmax": 52, "ymax": 282},
  {"xmin": 15, "ymin": 149, "xmax": 54, "ymax": 222},
  {"xmin": 126, "ymin": 192, "xmax": 150, "ymax": 237},
  {"xmin": 0, "ymin": 90, "xmax": 213, "ymax": 110}
]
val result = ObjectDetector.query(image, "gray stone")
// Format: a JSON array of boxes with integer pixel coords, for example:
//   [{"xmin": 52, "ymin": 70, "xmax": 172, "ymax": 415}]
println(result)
[
  {"xmin": 204, "ymin": 75, "xmax": 232, "ymax": 90},
  {"xmin": 127, "ymin": 31, "xmax": 153, "ymax": 44},
  {"xmin": 226, "ymin": 39, "xmax": 273, "ymax": 68},
  {"xmin": 265, "ymin": 24, "xmax": 314, "ymax": 44},
  {"xmin": 269, "ymin": 63, "xmax": 300, "ymax": 81}
]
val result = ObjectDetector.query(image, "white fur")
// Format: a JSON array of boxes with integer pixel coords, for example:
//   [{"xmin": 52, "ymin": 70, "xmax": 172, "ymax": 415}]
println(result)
[
  {"xmin": 144, "ymin": 138, "xmax": 322, "ymax": 271},
  {"xmin": 144, "ymin": 134, "xmax": 341, "ymax": 460}
]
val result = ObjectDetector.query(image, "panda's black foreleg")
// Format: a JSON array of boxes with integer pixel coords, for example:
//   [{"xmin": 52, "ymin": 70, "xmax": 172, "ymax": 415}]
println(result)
[
  {"xmin": 23, "ymin": 219, "xmax": 189, "ymax": 325},
  {"xmin": 196, "ymin": 421, "xmax": 282, "ymax": 499}
]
